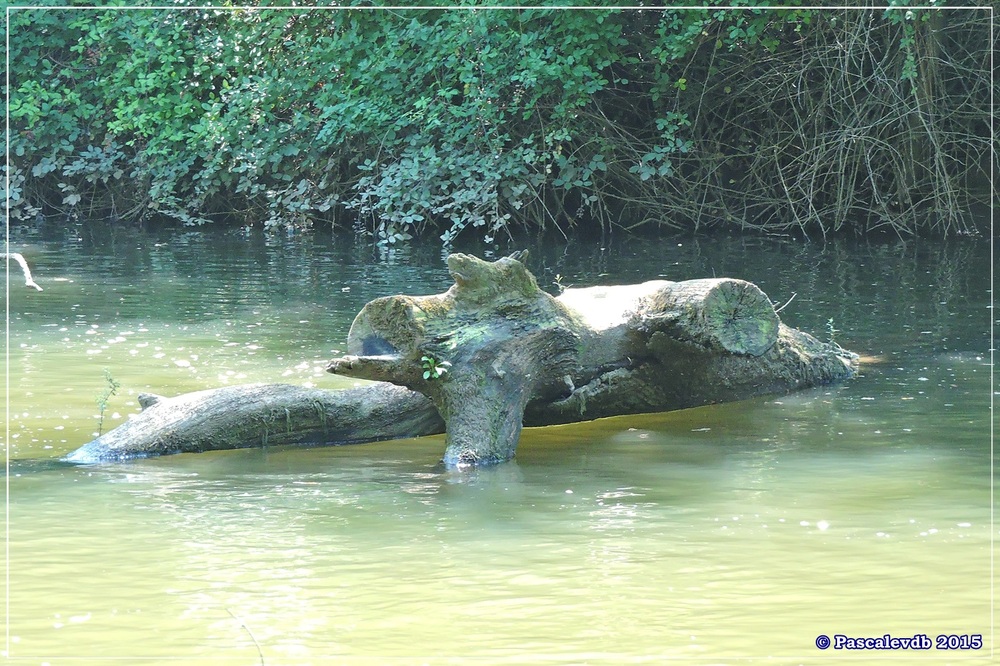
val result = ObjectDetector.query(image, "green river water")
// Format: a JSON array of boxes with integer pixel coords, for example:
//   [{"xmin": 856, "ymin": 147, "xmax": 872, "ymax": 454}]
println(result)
[{"xmin": 3, "ymin": 223, "xmax": 994, "ymax": 665}]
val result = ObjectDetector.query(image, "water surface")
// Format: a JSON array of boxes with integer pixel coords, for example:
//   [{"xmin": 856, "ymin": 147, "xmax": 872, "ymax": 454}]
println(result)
[{"xmin": 4, "ymin": 223, "xmax": 993, "ymax": 664}]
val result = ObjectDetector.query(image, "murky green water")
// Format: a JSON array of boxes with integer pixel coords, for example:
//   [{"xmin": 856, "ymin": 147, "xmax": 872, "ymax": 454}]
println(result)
[{"xmin": 4, "ymin": 223, "xmax": 993, "ymax": 664}]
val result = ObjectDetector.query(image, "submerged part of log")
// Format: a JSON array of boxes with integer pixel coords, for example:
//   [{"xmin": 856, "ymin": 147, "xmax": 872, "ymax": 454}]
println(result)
[
  {"xmin": 328, "ymin": 251, "xmax": 856, "ymax": 467},
  {"xmin": 65, "ymin": 383, "xmax": 444, "ymax": 464}
]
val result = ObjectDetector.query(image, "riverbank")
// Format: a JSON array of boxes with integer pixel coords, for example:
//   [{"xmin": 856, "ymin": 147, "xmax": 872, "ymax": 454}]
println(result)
[{"xmin": 8, "ymin": 5, "xmax": 991, "ymax": 242}]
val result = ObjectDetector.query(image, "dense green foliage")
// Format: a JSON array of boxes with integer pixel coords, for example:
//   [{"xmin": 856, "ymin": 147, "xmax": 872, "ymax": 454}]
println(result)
[{"xmin": 6, "ymin": 1, "xmax": 992, "ymax": 241}]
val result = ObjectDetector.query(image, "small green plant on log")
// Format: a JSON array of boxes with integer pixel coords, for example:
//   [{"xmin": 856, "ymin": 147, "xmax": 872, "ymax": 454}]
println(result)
[
  {"xmin": 553, "ymin": 274, "xmax": 571, "ymax": 295},
  {"xmin": 421, "ymin": 356, "xmax": 451, "ymax": 381},
  {"xmin": 826, "ymin": 318, "xmax": 840, "ymax": 346},
  {"xmin": 96, "ymin": 368, "xmax": 121, "ymax": 435}
]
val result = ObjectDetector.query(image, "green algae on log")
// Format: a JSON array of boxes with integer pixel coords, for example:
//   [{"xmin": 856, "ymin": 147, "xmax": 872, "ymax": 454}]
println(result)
[{"xmin": 328, "ymin": 251, "xmax": 856, "ymax": 467}]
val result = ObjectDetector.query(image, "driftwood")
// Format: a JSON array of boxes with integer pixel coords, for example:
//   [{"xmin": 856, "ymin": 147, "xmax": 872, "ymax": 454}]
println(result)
[
  {"xmin": 66, "ymin": 383, "xmax": 444, "ymax": 463},
  {"xmin": 68, "ymin": 251, "xmax": 856, "ymax": 466},
  {"xmin": 327, "ymin": 251, "xmax": 857, "ymax": 466},
  {"xmin": 4, "ymin": 252, "xmax": 43, "ymax": 291}
]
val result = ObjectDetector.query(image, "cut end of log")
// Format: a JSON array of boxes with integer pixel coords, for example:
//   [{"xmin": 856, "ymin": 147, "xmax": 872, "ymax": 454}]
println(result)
[
  {"xmin": 640, "ymin": 278, "xmax": 779, "ymax": 356},
  {"xmin": 698, "ymin": 279, "xmax": 779, "ymax": 356}
]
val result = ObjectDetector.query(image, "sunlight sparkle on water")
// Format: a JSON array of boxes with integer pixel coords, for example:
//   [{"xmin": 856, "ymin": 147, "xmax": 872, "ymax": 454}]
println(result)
[{"xmin": 4, "ymin": 230, "xmax": 990, "ymax": 661}]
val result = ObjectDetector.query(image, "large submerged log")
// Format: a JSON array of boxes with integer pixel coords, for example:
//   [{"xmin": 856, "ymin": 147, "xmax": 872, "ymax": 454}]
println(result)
[
  {"xmin": 68, "ymin": 251, "xmax": 856, "ymax": 466},
  {"xmin": 328, "ymin": 251, "xmax": 857, "ymax": 466}
]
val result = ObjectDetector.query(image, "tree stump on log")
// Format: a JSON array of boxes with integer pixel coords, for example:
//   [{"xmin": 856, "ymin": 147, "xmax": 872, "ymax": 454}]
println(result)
[{"xmin": 327, "ymin": 251, "xmax": 581, "ymax": 466}]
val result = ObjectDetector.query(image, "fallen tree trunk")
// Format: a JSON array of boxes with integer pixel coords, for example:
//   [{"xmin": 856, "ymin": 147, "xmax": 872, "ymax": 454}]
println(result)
[
  {"xmin": 65, "ymin": 383, "xmax": 444, "ymax": 463},
  {"xmin": 68, "ymin": 251, "xmax": 857, "ymax": 466},
  {"xmin": 328, "ymin": 251, "xmax": 857, "ymax": 466}
]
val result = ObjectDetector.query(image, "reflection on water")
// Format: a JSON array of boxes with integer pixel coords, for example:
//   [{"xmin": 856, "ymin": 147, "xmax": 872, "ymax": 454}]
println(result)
[{"xmin": 4, "ymin": 222, "xmax": 992, "ymax": 663}]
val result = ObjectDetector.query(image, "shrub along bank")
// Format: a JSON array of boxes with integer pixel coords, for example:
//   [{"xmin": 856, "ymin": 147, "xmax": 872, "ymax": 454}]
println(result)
[{"xmin": 6, "ymin": 2, "xmax": 991, "ymax": 244}]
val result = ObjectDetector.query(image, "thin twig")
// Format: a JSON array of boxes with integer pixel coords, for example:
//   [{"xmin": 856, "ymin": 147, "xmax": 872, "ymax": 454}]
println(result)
[
  {"xmin": 773, "ymin": 292, "xmax": 797, "ymax": 314},
  {"xmin": 226, "ymin": 607, "xmax": 264, "ymax": 666},
  {"xmin": 4, "ymin": 253, "xmax": 43, "ymax": 291}
]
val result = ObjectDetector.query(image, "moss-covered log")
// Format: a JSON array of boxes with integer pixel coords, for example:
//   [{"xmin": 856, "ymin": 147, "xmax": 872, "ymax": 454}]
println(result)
[
  {"xmin": 65, "ymin": 383, "xmax": 444, "ymax": 463},
  {"xmin": 328, "ymin": 251, "xmax": 581, "ymax": 466},
  {"xmin": 328, "ymin": 251, "xmax": 857, "ymax": 466},
  {"xmin": 68, "ymin": 251, "xmax": 856, "ymax": 466}
]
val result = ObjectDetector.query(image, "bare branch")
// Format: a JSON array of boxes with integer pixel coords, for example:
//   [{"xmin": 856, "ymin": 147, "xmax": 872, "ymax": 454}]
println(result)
[{"xmin": 4, "ymin": 253, "xmax": 43, "ymax": 291}]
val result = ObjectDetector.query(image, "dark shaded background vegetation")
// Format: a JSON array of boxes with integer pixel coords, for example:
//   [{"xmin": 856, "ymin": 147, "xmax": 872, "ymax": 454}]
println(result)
[{"xmin": 5, "ymin": 1, "xmax": 993, "ymax": 244}]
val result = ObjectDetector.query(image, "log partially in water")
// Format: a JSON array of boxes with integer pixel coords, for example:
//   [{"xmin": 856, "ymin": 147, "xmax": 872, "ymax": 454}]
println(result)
[
  {"xmin": 68, "ymin": 251, "xmax": 857, "ymax": 466},
  {"xmin": 65, "ymin": 383, "xmax": 444, "ymax": 463},
  {"xmin": 329, "ymin": 251, "xmax": 857, "ymax": 466}
]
